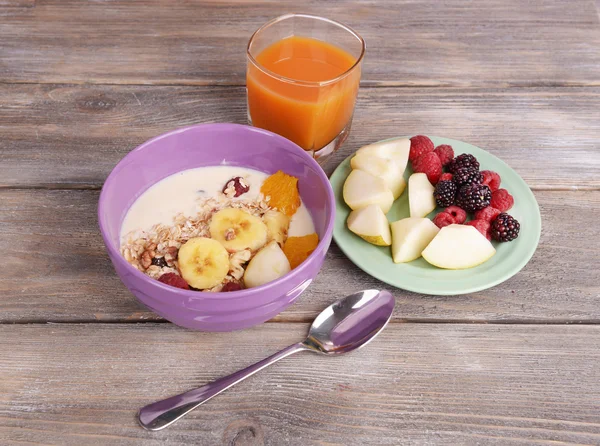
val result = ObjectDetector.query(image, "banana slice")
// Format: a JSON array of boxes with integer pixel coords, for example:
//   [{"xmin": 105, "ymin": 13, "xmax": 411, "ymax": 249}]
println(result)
[
  {"xmin": 178, "ymin": 237, "xmax": 230, "ymax": 289},
  {"xmin": 209, "ymin": 208, "xmax": 268, "ymax": 252},
  {"xmin": 263, "ymin": 210, "xmax": 290, "ymax": 247}
]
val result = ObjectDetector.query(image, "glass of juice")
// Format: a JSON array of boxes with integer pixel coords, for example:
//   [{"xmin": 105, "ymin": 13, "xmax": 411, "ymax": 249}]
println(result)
[{"xmin": 246, "ymin": 14, "xmax": 365, "ymax": 164}]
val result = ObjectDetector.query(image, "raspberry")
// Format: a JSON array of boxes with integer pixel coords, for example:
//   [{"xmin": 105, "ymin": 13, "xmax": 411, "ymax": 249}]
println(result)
[
  {"xmin": 433, "ymin": 144, "xmax": 454, "ymax": 166},
  {"xmin": 158, "ymin": 273, "xmax": 190, "ymax": 290},
  {"xmin": 466, "ymin": 219, "xmax": 492, "ymax": 240},
  {"xmin": 491, "ymin": 213, "xmax": 520, "ymax": 242},
  {"xmin": 490, "ymin": 188, "xmax": 514, "ymax": 212},
  {"xmin": 412, "ymin": 152, "xmax": 442, "ymax": 184},
  {"xmin": 440, "ymin": 173, "xmax": 453, "ymax": 182},
  {"xmin": 433, "ymin": 212, "xmax": 455, "ymax": 228},
  {"xmin": 448, "ymin": 153, "xmax": 480, "ymax": 174},
  {"xmin": 481, "ymin": 170, "xmax": 501, "ymax": 192},
  {"xmin": 433, "ymin": 180, "xmax": 456, "ymax": 207},
  {"xmin": 221, "ymin": 282, "xmax": 243, "ymax": 292},
  {"xmin": 474, "ymin": 206, "xmax": 502, "ymax": 222},
  {"xmin": 443, "ymin": 205, "xmax": 467, "ymax": 224},
  {"xmin": 455, "ymin": 184, "xmax": 492, "ymax": 212},
  {"xmin": 452, "ymin": 167, "xmax": 483, "ymax": 186},
  {"xmin": 409, "ymin": 135, "xmax": 434, "ymax": 162}
]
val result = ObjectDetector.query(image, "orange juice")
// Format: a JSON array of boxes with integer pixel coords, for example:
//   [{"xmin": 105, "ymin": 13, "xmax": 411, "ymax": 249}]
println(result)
[{"xmin": 247, "ymin": 36, "xmax": 360, "ymax": 151}]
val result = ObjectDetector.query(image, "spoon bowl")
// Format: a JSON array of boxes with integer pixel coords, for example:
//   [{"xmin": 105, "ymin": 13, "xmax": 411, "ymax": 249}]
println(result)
[{"xmin": 138, "ymin": 289, "xmax": 395, "ymax": 431}]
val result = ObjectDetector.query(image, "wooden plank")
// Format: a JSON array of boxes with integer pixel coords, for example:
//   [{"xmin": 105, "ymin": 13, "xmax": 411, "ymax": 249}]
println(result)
[
  {"xmin": 1, "ymin": 0, "xmax": 599, "ymax": 86},
  {"xmin": 1, "ymin": 85, "xmax": 599, "ymax": 189},
  {"xmin": 1, "ymin": 189, "xmax": 598, "ymax": 324},
  {"xmin": 0, "ymin": 323, "xmax": 599, "ymax": 445}
]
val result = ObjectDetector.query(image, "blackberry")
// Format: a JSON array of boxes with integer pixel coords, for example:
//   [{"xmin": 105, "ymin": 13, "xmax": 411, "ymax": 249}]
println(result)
[
  {"xmin": 448, "ymin": 153, "xmax": 480, "ymax": 174},
  {"xmin": 453, "ymin": 167, "xmax": 483, "ymax": 186},
  {"xmin": 433, "ymin": 180, "xmax": 457, "ymax": 207},
  {"xmin": 491, "ymin": 213, "xmax": 520, "ymax": 242},
  {"xmin": 151, "ymin": 256, "xmax": 168, "ymax": 268},
  {"xmin": 455, "ymin": 184, "xmax": 491, "ymax": 212}
]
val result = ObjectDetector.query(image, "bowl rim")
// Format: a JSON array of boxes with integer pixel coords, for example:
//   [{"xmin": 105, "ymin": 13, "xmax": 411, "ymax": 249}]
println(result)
[{"xmin": 98, "ymin": 122, "xmax": 335, "ymax": 301}]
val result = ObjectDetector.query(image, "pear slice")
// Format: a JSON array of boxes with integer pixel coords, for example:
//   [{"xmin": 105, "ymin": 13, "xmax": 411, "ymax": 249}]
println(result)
[
  {"xmin": 355, "ymin": 138, "xmax": 410, "ymax": 174},
  {"xmin": 347, "ymin": 204, "xmax": 391, "ymax": 246},
  {"xmin": 422, "ymin": 224, "xmax": 496, "ymax": 269},
  {"xmin": 244, "ymin": 241, "xmax": 291, "ymax": 288},
  {"xmin": 350, "ymin": 152, "xmax": 407, "ymax": 199},
  {"xmin": 390, "ymin": 217, "xmax": 440, "ymax": 263},
  {"xmin": 343, "ymin": 169, "xmax": 394, "ymax": 214},
  {"xmin": 408, "ymin": 173, "xmax": 436, "ymax": 218}
]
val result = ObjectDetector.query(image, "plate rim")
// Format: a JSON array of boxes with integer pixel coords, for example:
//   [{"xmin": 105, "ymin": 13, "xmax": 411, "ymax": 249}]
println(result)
[{"xmin": 331, "ymin": 136, "xmax": 542, "ymax": 296}]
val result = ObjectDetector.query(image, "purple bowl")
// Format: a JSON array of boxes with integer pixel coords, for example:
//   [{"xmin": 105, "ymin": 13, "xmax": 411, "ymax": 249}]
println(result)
[{"xmin": 98, "ymin": 123, "xmax": 335, "ymax": 331}]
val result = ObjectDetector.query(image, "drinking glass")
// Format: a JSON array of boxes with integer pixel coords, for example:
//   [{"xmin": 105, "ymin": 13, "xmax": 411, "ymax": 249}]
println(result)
[{"xmin": 246, "ymin": 14, "xmax": 365, "ymax": 165}]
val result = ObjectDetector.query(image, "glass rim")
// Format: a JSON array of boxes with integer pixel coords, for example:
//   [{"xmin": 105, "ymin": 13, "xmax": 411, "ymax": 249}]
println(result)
[{"xmin": 246, "ymin": 13, "xmax": 365, "ymax": 88}]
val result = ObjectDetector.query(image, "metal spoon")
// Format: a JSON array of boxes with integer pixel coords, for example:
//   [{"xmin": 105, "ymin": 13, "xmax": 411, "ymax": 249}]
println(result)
[{"xmin": 138, "ymin": 289, "xmax": 395, "ymax": 431}]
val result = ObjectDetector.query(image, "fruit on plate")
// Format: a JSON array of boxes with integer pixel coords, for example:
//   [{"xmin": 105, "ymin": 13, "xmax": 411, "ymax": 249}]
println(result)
[
  {"xmin": 209, "ymin": 208, "xmax": 268, "ymax": 252},
  {"xmin": 355, "ymin": 138, "xmax": 410, "ymax": 174},
  {"xmin": 422, "ymin": 224, "xmax": 496, "ymax": 269},
  {"xmin": 343, "ymin": 169, "xmax": 394, "ymax": 214},
  {"xmin": 408, "ymin": 173, "xmax": 436, "ymax": 218},
  {"xmin": 178, "ymin": 237, "xmax": 230, "ymax": 289},
  {"xmin": 244, "ymin": 240, "xmax": 291, "ymax": 288},
  {"xmin": 350, "ymin": 152, "xmax": 407, "ymax": 199},
  {"xmin": 263, "ymin": 209, "xmax": 290, "ymax": 247},
  {"xmin": 347, "ymin": 204, "xmax": 392, "ymax": 246},
  {"xmin": 390, "ymin": 217, "xmax": 440, "ymax": 263}
]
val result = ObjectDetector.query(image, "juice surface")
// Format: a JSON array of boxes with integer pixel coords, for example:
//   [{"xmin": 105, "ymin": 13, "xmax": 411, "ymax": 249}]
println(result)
[{"xmin": 247, "ymin": 36, "xmax": 360, "ymax": 151}]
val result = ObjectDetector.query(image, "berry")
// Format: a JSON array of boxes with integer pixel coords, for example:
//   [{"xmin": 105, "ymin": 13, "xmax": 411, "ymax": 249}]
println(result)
[
  {"xmin": 452, "ymin": 167, "xmax": 483, "ymax": 186},
  {"xmin": 221, "ymin": 282, "xmax": 243, "ymax": 292},
  {"xmin": 466, "ymin": 219, "xmax": 492, "ymax": 241},
  {"xmin": 491, "ymin": 213, "xmax": 520, "ymax": 242},
  {"xmin": 440, "ymin": 173, "xmax": 453, "ymax": 182},
  {"xmin": 433, "ymin": 144, "xmax": 454, "ymax": 166},
  {"xmin": 151, "ymin": 256, "xmax": 168, "ymax": 268},
  {"xmin": 158, "ymin": 273, "xmax": 190, "ymax": 290},
  {"xmin": 433, "ymin": 212, "xmax": 455, "ymax": 228},
  {"xmin": 433, "ymin": 180, "xmax": 457, "ymax": 207},
  {"xmin": 409, "ymin": 135, "xmax": 434, "ymax": 162},
  {"xmin": 443, "ymin": 205, "xmax": 467, "ymax": 224},
  {"xmin": 412, "ymin": 152, "xmax": 443, "ymax": 184},
  {"xmin": 448, "ymin": 153, "xmax": 480, "ymax": 174},
  {"xmin": 455, "ymin": 184, "xmax": 492, "ymax": 212},
  {"xmin": 481, "ymin": 170, "xmax": 501, "ymax": 192},
  {"xmin": 474, "ymin": 206, "xmax": 502, "ymax": 223},
  {"xmin": 490, "ymin": 188, "xmax": 514, "ymax": 212}
]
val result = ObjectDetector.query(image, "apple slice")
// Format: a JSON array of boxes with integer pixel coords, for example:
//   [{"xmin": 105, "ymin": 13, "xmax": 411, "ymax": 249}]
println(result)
[
  {"xmin": 350, "ymin": 152, "xmax": 407, "ymax": 199},
  {"xmin": 343, "ymin": 169, "xmax": 394, "ymax": 214},
  {"xmin": 347, "ymin": 204, "xmax": 391, "ymax": 246},
  {"xmin": 422, "ymin": 224, "xmax": 496, "ymax": 269},
  {"xmin": 408, "ymin": 173, "xmax": 436, "ymax": 218},
  {"xmin": 390, "ymin": 217, "xmax": 440, "ymax": 263},
  {"xmin": 356, "ymin": 138, "xmax": 410, "ymax": 174},
  {"xmin": 244, "ymin": 241, "xmax": 291, "ymax": 288}
]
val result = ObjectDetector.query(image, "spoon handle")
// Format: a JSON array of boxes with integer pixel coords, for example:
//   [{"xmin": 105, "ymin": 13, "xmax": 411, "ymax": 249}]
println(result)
[{"xmin": 137, "ymin": 342, "xmax": 309, "ymax": 431}]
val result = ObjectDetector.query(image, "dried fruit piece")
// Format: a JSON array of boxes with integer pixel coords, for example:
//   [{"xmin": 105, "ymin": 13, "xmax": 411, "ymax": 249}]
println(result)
[
  {"xmin": 221, "ymin": 282, "xmax": 243, "ymax": 292},
  {"xmin": 151, "ymin": 256, "xmax": 168, "ymax": 268},
  {"xmin": 260, "ymin": 171, "xmax": 301, "ymax": 217},
  {"xmin": 158, "ymin": 273, "xmax": 190, "ymax": 290},
  {"xmin": 283, "ymin": 233, "xmax": 319, "ymax": 269},
  {"xmin": 223, "ymin": 176, "xmax": 250, "ymax": 198}
]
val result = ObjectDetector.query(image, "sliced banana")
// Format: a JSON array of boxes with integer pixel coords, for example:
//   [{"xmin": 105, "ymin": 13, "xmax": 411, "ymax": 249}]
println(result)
[
  {"xmin": 209, "ymin": 208, "xmax": 268, "ymax": 252},
  {"xmin": 263, "ymin": 210, "xmax": 290, "ymax": 247},
  {"xmin": 178, "ymin": 237, "xmax": 230, "ymax": 289}
]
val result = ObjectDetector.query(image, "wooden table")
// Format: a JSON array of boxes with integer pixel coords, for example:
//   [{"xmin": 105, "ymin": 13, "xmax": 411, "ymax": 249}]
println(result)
[{"xmin": 1, "ymin": 1, "xmax": 599, "ymax": 444}]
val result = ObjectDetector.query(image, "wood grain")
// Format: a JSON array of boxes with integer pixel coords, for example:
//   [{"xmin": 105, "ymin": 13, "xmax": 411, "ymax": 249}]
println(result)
[
  {"xmin": 1, "ymin": 189, "xmax": 598, "ymax": 324},
  {"xmin": 1, "ymin": 0, "xmax": 599, "ymax": 86},
  {"xmin": 1, "ymin": 323, "xmax": 599, "ymax": 445},
  {"xmin": 1, "ymin": 84, "xmax": 599, "ymax": 189}
]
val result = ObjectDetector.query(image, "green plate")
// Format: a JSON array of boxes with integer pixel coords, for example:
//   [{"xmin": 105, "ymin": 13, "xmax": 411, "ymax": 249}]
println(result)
[{"xmin": 330, "ymin": 136, "xmax": 541, "ymax": 295}]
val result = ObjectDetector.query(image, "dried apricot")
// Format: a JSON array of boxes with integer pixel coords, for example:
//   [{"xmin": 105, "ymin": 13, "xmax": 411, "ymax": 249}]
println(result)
[
  {"xmin": 283, "ymin": 233, "xmax": 319, "ymax": 269},
  {"xmin": 260, "ymin": 171, "xmax": 301, "ymax": 217}
]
